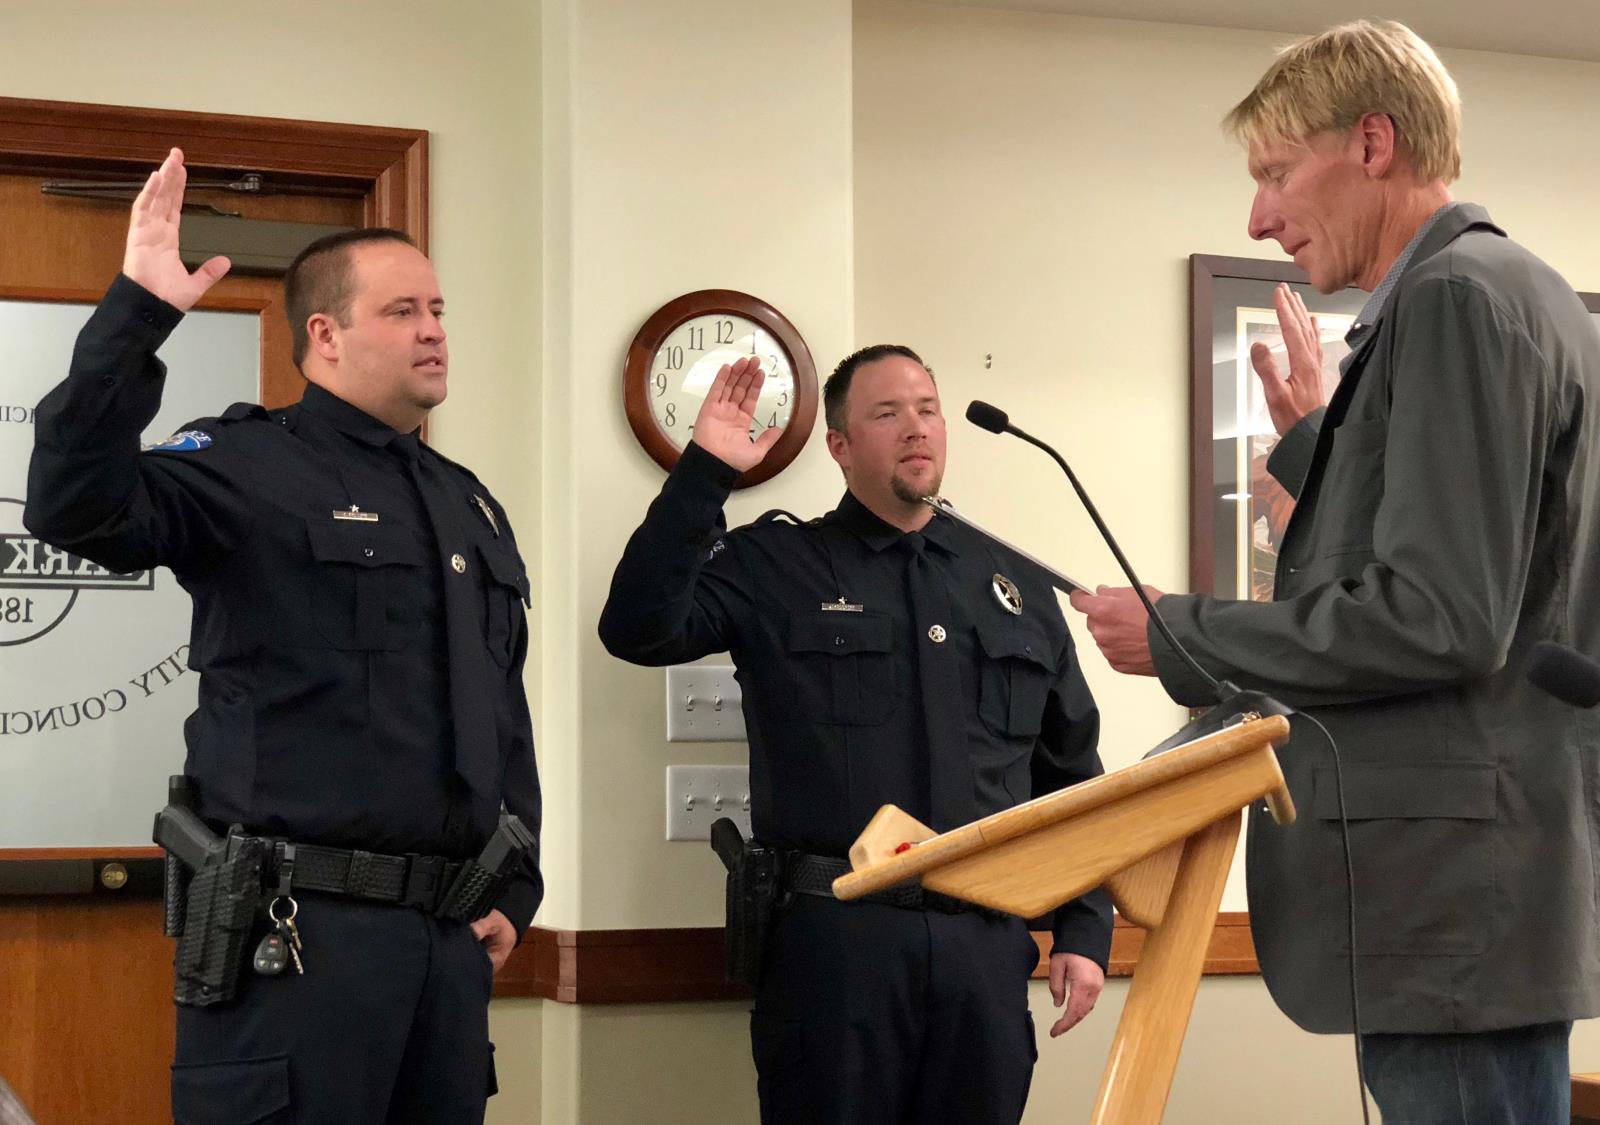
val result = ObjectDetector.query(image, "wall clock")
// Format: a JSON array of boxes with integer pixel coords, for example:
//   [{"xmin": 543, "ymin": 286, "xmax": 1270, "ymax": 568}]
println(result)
[{"xmin": 623, "ymin": 289, "xmax": 818, "ymax": 488}]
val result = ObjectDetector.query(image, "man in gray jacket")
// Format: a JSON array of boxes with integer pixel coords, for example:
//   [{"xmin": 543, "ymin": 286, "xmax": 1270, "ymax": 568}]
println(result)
[{"xmin": 1072, "ymin": 20, "xmax": 1600, "ymax": 1123}]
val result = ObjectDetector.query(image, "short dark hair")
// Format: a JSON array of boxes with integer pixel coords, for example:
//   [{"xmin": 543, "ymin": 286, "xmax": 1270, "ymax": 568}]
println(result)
[
  {"xmin": 284, "ymin": 227, "xmax": 417, "ymax": 367},
  {"xmin": 823, "ymin": 344, "xmax": 933, "ymax": 432}
]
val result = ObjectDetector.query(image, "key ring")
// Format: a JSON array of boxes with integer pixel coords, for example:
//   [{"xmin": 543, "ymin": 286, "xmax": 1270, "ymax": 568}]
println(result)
[{"xmin": 267, "ymin": 895, "xmax": 299, "ymax": 923}]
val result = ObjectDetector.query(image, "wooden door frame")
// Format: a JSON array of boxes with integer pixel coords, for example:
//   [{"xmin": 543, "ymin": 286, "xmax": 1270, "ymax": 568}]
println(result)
[
  {"xmin": 0, "ymin": 96, "xmax": 427, "ymax": 249},
  {"xmin": 0, "ymin": 95, "xmax": 427, "ymax": 872}
]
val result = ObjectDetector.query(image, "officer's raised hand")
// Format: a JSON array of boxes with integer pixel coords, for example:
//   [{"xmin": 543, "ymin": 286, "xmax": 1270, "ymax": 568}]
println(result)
[
  {"xmin": 690, "ymin": 356, "xmax": 783, "ymax": 472},
  {"xmin": 123, "ymin": 147, "xmax": 231, "ymax": 312}
]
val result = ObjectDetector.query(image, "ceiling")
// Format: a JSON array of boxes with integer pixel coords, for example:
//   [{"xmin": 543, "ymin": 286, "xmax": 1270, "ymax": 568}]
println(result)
[{"xmin": 926, "ymin": 0, "xmax": 1600, "ymax": 63}]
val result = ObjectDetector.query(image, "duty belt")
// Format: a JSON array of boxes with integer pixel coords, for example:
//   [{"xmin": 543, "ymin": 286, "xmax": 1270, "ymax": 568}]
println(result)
[
  {"xmin": 258, "ymin": 840, "xmax": 467, "ymax": 913},
  {"xmin": 784, "ymin": 853, "xmax": 1005, "ymax": 919}
]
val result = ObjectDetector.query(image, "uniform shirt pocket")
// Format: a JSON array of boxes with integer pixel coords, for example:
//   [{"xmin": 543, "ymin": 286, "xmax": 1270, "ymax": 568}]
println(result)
[
  {"xmin": 475, "ymin": 542, "xmax": 530, "ymax": 668},
  {"xmin": 975, "ymin": 619, "xmax": 1058, "ymax": 738},
  {"xmin": 787, "ymin": 611, "xmax": 896, "ymax": 725},
  {"xmin": 305, "ymin": 519, "xmax": 426, "ymax": 650}
]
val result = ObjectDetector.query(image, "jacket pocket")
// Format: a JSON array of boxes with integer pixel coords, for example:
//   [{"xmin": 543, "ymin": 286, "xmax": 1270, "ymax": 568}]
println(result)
[
  {"xmin": 1313, "ymin": 762, "xmax": 1496, "ymax": 955},
  {"xmin": 787, "ymin": 611, "xmax": 896, "ymax": 725},
  {"xmin": 304, "ymin": 519, "xmax": 425, "ymax": 650},
  {"xmin": 976, "ymin": 619, "xmax": 1057, "ymax": 738},
  {"xmin": 171, "ymin": 1055, "xmax": 291, "ymax": 1125},
  {"xmin": 1310, "ymin": 418, "xmax": 1386, "ymax": 558}
]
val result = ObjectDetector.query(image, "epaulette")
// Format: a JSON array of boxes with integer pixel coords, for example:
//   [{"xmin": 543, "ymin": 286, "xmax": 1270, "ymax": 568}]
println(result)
[
  {"xmin": 425, "ymin": 443, "xmax": 486, "ymax": 487},
  {"xmin": 754, "ymin": 509, "xmax": 817, "ymax": 526},
  {"xmin": 220, "ymin": 402, "xmax": 270, "ymax": 422}
]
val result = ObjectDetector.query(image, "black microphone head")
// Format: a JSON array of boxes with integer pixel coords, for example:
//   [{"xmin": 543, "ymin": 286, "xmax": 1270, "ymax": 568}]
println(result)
[
  {"xmin": 1528, "ymin": 640, "xmax": 1600, "ymax": 708},
  {"xmin": 966, "ymin": 400, "xmax": 1009, "ymax": 434}
]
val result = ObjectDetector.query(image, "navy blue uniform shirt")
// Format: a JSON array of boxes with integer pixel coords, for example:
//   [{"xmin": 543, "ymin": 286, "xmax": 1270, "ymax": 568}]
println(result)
[
  {"xmin": 24, "ymin": 275, "xmax": 541, "ymax": 933},
  {"xmin": 599, "ymin": 441, "xmax": 1111, "ymax": 966}
]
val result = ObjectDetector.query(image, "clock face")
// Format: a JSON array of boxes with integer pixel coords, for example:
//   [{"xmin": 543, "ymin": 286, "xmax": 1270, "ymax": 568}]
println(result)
[{"xmin": 646, "ymin": 313, "xmax": 797, "ymax": 449}]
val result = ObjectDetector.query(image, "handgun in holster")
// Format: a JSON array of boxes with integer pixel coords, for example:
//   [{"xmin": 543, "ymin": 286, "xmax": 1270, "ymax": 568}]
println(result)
[
  {"xmin": 161, "ymin": 775, "xmax": 195, "ymax": 938},
  {"xmin": 437, "ymin": 814, "xmax": 536, "ymax": 923},
  {"xmin": 153, "ymin": 800, "xmax": 266, "ymax": 1008},
  {"xmin": 710, "ymin": 817, "xmax": 786, "ymax": 988}
]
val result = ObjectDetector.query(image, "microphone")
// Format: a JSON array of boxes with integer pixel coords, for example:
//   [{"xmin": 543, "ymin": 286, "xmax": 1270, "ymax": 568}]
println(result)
[
  {"xmin": 964, "ymin": 399, "xmax": 1292, "ymax": 754},
  {"xmin": 1527, "ymin": 640, "xmax": 1600, "ymax": 707}
]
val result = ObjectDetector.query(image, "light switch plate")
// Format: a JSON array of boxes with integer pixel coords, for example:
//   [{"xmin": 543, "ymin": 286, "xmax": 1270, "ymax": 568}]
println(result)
[
  {"xmin": 665, "ymin": 664, "xmax": 746, "ymax": 742},
  {"xmin": 666, "ymin": 764, "xmax": 752, "ymax": 841}
]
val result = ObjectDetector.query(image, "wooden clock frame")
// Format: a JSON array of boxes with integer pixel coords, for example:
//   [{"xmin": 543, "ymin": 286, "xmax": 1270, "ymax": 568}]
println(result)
[{"xmin": 623, "ymin": 288, "xmax": 818, "ymax": 489}]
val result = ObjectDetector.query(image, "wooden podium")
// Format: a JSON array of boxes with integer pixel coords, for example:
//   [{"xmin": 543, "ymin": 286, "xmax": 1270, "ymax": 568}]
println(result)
[{"xmin": 833, "ymin": 715, "xmax": 1295, "ymax": 1124}]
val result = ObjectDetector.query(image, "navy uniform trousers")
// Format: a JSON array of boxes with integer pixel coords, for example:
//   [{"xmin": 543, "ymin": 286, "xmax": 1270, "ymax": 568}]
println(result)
[
  {"xmin": 752, "ymin": 896, "xmax": 1042, "ymax": 1125},
  {"xmin": 171, "ymin": 896, "xmax": 496, "ymax": 1125}
]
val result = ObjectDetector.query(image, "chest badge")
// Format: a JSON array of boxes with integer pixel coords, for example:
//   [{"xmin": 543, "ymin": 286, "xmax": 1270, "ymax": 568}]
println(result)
[
  {"xmin": 473, "ymin": 494, "xmax": 500, "ymax": 537},
  {"xmin": 332, "ymin": 506, "xmax": 379, "ymax": 523},
  {"xmin": 991, "ymin": 574, "xmax": 1023, "ymax": 616},
  {"xmin": 821, "ymin": 597, "xmax": 863, "ymax": 613}
]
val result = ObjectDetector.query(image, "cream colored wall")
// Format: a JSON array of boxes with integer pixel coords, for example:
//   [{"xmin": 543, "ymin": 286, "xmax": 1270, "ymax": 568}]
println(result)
[
  {"xmin": 534, "ymin": 0, "xmax": 854, "ymax": 1119},
  {"xmin": 539, "ymin": 0, "xmax": 855, "ymax": 939}
]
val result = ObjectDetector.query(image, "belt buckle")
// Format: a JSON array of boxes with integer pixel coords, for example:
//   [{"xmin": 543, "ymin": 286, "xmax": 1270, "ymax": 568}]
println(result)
[{"xmin": 402, "ymin": 854, "xmax": 446, "ymax": 910}]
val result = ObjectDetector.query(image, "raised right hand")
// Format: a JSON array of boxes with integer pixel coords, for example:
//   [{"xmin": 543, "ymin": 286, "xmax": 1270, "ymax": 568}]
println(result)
[
  {"xmin": 1249, "ymin": 282, "xmax": 1328, "ymax": 437},
  {"xmin": 689, "ymin": 356, "xmax": 783, "ymax": 472},
  {"xmin": 122, "ymin": 147, "xmax": 231, "ymax": 312}
]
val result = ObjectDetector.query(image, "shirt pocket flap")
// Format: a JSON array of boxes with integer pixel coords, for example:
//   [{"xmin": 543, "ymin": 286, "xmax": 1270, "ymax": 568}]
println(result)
[
  {"xmin": 477, "ymin": 542, "xmax": 532, "ymax": 605},
  {"xmin": 306, "ymin": 520, "xmax": 425, "ymax": 568},
  {"xmin": 974, "ymin": 619, "xmax": 1055, "ymax": 671},
  {"xmin": 171, "ymin": 1054, "xmax": 290, "ymax": 1125},
  {"xmin": 788, "ymin": 611, "xmax": 893, "ymax": 656},
  {"xmin": 1312, "ymin": 763, "xmax": 1496, "ymax": 821}
]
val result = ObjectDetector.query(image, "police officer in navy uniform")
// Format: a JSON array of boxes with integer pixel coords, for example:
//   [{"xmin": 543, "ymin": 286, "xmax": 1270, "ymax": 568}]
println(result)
[
  {"xmin": 25, "ymin": 149, "xmax": 540, "ymax": 1124},
  {"xmin": 599, "ymin": 346, "xmax": 1111, "ymax": 1124}
]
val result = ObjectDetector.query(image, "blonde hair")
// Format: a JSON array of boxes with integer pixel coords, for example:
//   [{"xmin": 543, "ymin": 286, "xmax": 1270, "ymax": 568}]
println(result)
[{"xmin": 1224, "ymin": 20, "xmax": 1461, "ymax": 184}]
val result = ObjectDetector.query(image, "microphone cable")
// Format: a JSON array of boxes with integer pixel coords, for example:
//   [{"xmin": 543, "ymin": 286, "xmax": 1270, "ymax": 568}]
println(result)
[{"xmin": 1294, "ymin": 709, "xmax": 1371, "ymax": 1124}]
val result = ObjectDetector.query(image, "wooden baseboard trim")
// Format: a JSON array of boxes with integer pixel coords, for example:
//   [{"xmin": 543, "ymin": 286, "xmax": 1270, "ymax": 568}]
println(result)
[{"xmin": 494, "ymin": 911, "xmax": 1257, "ymax": 1003}]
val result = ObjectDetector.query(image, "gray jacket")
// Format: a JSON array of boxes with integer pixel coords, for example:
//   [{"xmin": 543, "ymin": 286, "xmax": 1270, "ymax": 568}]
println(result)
[{"xmin": 1153, "ymin": 204, "xmax": 1600, "ymax": 1033}]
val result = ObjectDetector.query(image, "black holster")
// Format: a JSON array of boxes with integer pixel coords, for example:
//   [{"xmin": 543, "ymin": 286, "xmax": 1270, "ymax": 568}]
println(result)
[
  {"xmin": 710, "ymin": 818, "xmax": 786, "ymax": 988},
  {"xmin": 171, "ymin": 829, "xmax": 267, "ymax": 1007}
]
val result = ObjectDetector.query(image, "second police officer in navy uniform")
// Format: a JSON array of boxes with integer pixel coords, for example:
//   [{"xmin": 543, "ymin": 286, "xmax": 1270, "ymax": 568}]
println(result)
[
  {"xmin": 600, "ymin": 345, "xmax": 1111, "ymax": 1125},
  {"xmin": 25, "ymin": 149, "xmax": 539, "ymax": 1124}
]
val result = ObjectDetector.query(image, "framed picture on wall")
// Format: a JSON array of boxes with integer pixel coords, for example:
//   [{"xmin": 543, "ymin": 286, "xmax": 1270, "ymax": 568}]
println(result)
[{"xmin": 1190, "ymin": 253, "xmax": 1600, "ymax": 601}]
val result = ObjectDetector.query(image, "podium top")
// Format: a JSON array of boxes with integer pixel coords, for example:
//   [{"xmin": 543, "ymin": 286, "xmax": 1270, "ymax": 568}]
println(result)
[{"xmin": 833, "ymin": 714, "xmax": 1291, "ymax": 903}]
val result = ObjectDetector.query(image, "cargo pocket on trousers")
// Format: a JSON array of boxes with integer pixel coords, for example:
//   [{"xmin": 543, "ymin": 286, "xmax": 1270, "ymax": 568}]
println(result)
[
  {"xmin": 171, "ymin": 1054, "xmax": 291, "ymax": 1125},
  {"xmin": 750, "ymin": 1011, "xmax": 807, "ymax": 1083}
]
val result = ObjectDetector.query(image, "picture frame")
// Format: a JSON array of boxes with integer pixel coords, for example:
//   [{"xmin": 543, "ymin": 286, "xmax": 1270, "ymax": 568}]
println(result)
[{"xmin": 1188, "ymin": 253, "xmax": 1600, "ymax": 601}]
